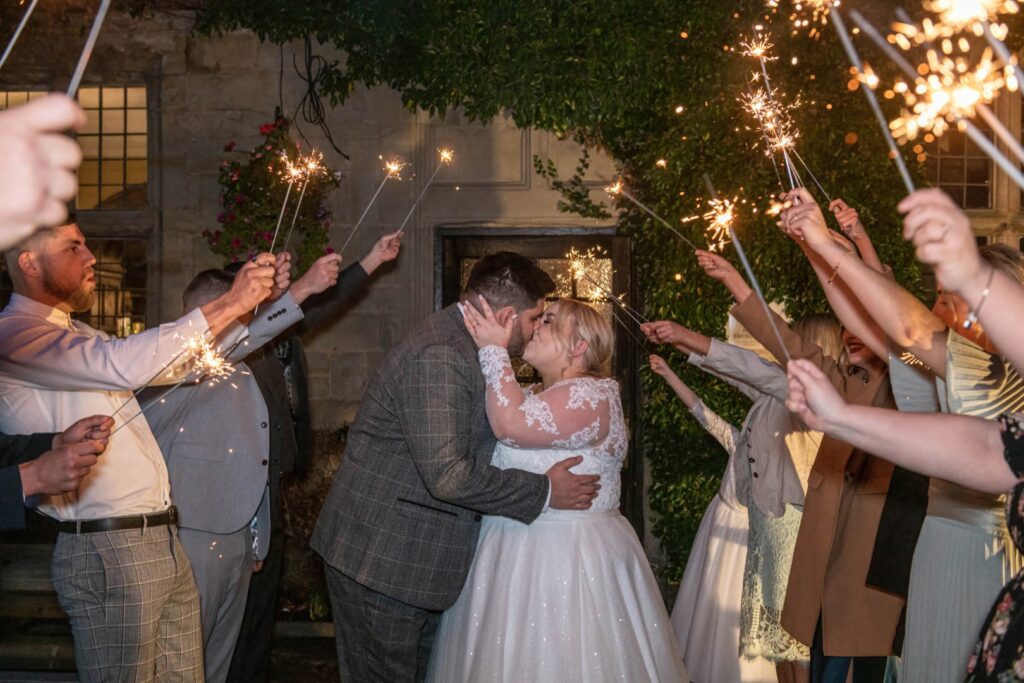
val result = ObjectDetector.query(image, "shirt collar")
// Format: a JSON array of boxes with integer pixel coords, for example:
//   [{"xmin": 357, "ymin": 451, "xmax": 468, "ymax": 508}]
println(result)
[{"xmin": 6, "ymin": 293, "xmax": 75, "ymax": 330}]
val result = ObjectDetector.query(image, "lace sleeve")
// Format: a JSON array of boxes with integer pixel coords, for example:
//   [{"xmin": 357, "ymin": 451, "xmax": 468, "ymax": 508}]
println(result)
[
  {"xmin": 478, "ymin": 345, "xmax": 612, "ymax": 448},
  {"xmin": 689, "ymin": 400, "xmax": 739, "ymax": 456},
  {"xmin": 999, "ymin": 413, "xmax": 1024, "ymax": 477}
]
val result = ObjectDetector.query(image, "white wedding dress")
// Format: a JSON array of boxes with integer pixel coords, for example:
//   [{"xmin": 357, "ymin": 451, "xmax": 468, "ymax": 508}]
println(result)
[{"xmin": 426, "ymin": 346, "xmax": 687, "ymax": 682}]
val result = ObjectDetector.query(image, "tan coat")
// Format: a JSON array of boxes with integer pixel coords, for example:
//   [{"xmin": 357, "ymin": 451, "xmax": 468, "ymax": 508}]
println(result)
[{"xmin": 731, "ymin": 297, "xmax": 907, "ymax": 656}]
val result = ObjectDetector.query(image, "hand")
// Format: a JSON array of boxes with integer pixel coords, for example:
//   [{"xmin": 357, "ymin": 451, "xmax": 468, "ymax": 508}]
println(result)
[
  {"xmin": 827, "ymin": 229, "xmax": 857, "ymax": 256},
  {"xmin": 267, "ymin": 252, "xmax": 293, "ymax": 302},
  {"xmin": 291, "ymin": 252, "xmax": 343, "ymax": 304},
  {"xmin": 0, "ymin": 94, "xmax": 87, "ymax": 250},
  {"xmin": 462, "ymin": 295, "xmax": 515, "ymax": 349},
  {"xmin": 649, "ymin": 354, "xmax": 672, "ymax": 377},
  {"xmin": 546, "ymin": 455, "xmax": 601, "ymax": 510},
  {"xmin": 360, "ymin": 230, "xmax": 402, "ymax": 274},
  {"xmin": 780, "ymin": 188, "xmax": 829, "ymax": 249},
  {"xmin": 695, "ymin": 249, "xmax": 739, "ymax": 283},
  {"xmin": 785, "ymin": 359, "xmax": 847, "ymax": 432},
  {"xmin": 19, "ymin": 439, "xmax": 107, "ymax": 497},
  {"xmin": 641, "ymin": 320, "xmax": 689, "ymax": 346},
  {"xmin": 226, "ymin": 255, "xmax": 276, "ymax": 312},
  {"xmin": 829, "ymin": 198, "xmax": 867, "ymax": 241},
  {"xmin": 53, "ymin": 415, "xmax": 113, "ymax": 449},
  {"xmin": 899, "ymin": 188, "xmax": 984, "ymax": 294}
]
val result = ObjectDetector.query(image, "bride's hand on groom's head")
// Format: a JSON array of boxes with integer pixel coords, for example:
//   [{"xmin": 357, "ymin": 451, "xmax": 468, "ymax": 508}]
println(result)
[
  {"xmin": 463, "ymin": 294, "xmax": 516, "ymax": 349},
  {"xmin": 546, "ymin": 455, "xmax": 601, "ymax": 510}
]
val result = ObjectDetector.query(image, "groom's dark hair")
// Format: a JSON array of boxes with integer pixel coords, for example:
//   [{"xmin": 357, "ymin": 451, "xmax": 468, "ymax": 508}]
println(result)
[{"xmin": 463, "ymin": 251, "xmax": 555, "ymax": 312}]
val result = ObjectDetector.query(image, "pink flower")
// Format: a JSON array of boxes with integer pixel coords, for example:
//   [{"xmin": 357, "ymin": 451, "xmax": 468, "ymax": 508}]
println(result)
[
  {"xmin": 223, "ymin": 141, "xmax": 236, "ymax": 152},
  {"xmin": 217, "ymin": 212, "xmax": 226, "ymax": 224},
  {"xmin": 254, "ymin": 152, "xmax": 262, "ymax": 159},
  {"xmin": 259, "ymin": 123, "xmax": 275, "ymax": 136},
  {"xmin": 231, "ymin": 237, "xmax": 243, "ymax": 249},
  {"xmin": 261, "ymin": 231, "xmax": 273, "ymax": 243},
  {"xmin": 325, "ymin": 245, "xmax": 335, "ymax": 254},
  {"xmin": 225, "ymin": 213, "xmax": 236, "ymax": 223},
  {"xmin": 229, "ymin": 171, "xmax": 240, "ymax": 182},
  {"xmin": 234, "ymin": 194, "xmax": 245, "ymax": 205}
]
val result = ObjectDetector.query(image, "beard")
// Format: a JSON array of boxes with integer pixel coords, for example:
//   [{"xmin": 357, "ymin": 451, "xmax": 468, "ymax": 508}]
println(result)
[
  {"xmin": 42, "ymin": 265, "xmax": 95, "ymax": 313},
  {"xmin": 506, "ymin": 324, "xmax": 528, "ymax": 357}
]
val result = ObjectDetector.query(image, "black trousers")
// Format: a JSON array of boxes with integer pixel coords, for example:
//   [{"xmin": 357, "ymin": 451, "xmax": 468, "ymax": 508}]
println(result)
[{"xmin": 810, "ymin": 617, "xmax": 887, "ymax": 683}]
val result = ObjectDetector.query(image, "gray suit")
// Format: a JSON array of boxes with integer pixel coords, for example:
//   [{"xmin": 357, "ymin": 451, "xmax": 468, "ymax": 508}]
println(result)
[
  {"xmin": 311, "ymin": 304, "xmax": 549, "ymax": 681},
  {"xmin": 142, "ymin": 293, "xmax": 304, "ymax": 683}
]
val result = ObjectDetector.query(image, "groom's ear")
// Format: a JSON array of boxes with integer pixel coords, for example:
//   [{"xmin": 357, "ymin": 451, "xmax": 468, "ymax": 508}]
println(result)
[{"xmin": 494, "ymin": 306, "xmax": 516, "ymax": 325}]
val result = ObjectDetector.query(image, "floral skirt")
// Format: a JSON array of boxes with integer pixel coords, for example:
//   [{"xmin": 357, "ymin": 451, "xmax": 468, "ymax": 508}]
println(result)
[
  {"xmin": 739, "ymin": 502, "xmax": 809, "ymax": 664},
  {"xmin": 966, "ymin": 568, "xmax": 1024, "ymax": 682}
]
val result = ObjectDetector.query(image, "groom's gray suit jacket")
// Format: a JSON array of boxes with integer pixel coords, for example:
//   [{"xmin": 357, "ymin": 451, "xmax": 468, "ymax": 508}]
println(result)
[{"xmin": 311, "ymin": 304, "xmax": 549, "ymax": 610}]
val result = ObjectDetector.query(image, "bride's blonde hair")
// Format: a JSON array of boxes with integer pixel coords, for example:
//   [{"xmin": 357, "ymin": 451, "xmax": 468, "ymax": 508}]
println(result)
[{"xmin": 549, "ymin": 299, "xmax": 614, "ymax": 378}]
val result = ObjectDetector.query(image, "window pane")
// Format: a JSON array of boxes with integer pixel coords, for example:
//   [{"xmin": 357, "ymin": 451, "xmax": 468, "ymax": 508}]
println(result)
[
  {"xmin": 101, "ymin": 110, "xmax": 124, "ymax": 134},
  {"xmin": 939, "ymin": 158, "xmax": 964, "ymax": 184},
  {"xmin": 82, "ymin": 109, "xmax": 100, "ymax": 135},
  {"xmin": 126, "ymin": 159, "xmax": 147, "ymax": 185},
  {"xmin": 79, "ymin": 160, "xmax": 99, "ymax": 185},
  {"xmin": 101, "ymin": 87, "xmax": 124, "ymax": 108},
  {"xmin": 101, "ymin": 135, "xmax": 124, "ymax": 159},
  {"xmin": 78, "ymin": 186, "xmax": 99, "ymax": 210},
  {"xmin": 965, "ymin": 185, "xmax": 991, "ymax": 209},
  {"xmin": 78, "ymin": 87, "xmax": 100, "ymax": 109},
  {"xmin": 940, "ymin": 185, "xmax": 964, "ymax": 206},
  {"xmin": 126, "ymin": 87, "xmax": 146, "ymax": 108},
  {"xmin": 966, "ymin": 158, "xmax": 990, "ymax": 184},
  {"xmin": 126, "ymin": 109, "xmax": 147, "ymax": 134},
  {"xmin": 101, "ymin": 160, "xmax": 124, "ymax": 185},
  {"xmin": 125, "ymin": 134, "xmax": 146, "ymax": 159}
]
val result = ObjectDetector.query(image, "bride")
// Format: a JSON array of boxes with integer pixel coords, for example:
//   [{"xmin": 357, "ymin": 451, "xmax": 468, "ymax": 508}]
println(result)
[{"xmin": 426, "ymin": 296, "xmax": 687, "ymax": 682}]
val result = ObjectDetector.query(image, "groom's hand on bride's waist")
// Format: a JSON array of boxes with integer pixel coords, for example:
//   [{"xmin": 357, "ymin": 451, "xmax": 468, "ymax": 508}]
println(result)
[{"xmin": 546, "ymin": 455, "xmax": 601, "ymax": 510}]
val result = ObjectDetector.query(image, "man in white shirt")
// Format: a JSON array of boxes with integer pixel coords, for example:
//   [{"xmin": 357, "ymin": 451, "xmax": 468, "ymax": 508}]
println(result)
[{"xmin": 0, "ymin": 220, "xmax": 280, "ymax": 682}]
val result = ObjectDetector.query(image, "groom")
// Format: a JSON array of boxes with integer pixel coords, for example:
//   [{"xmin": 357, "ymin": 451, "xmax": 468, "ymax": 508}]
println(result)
[{"xmin": 312, "ymin": 251, "xmax": 601, "ymax": 682}]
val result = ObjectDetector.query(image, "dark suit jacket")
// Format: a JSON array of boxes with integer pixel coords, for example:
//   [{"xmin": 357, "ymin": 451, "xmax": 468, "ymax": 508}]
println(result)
[
  {"xmin": 311, "ymin": 305, "xmax": 548, "ymax": 611},
  {"xmin": 0, "ymin": 432, "xmax": 57, "ymax": 530}
]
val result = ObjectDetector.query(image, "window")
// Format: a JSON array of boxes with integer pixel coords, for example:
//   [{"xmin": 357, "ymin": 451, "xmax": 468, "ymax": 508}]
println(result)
[
  {"xmin": 76, "ymin": 86, "xmax": 148, "ymax": 210},
  {"xmin": 923, "ymin": 126, "xmax": 993, "ymax": 210}
]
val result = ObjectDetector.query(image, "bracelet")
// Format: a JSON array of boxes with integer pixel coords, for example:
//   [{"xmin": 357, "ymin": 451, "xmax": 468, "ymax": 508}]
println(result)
[
  {"xmin": 963, "ymin": 266, "xmax": 996, "ymax": 330},
  {"xmin": 826, "ymin": 251, "xmax": 852, "ymax": 286}
]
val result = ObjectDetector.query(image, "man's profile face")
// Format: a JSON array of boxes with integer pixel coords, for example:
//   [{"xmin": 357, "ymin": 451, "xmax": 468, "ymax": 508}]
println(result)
[
  {"xmin": 507, "ymin": 298, "xmax": 545, "ymax": 357},
  {"xmin": 37, "ymin": 224, "xmax": 97, "ymax": 313}
]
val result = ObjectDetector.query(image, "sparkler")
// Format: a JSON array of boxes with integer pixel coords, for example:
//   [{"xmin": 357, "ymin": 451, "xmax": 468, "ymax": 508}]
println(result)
[
  {"xmin": 339, "ymin": 156, "xmax": 407, "ymax": 255},
  {"xmin": 266, "ymin": 155, "xmax": 304, "ymax": 256},
  {"xmin": 66, "ymin": 0, "xmax": 111, "ymax": 98},
  {"xmin": 280, "ymin": 151, "xmax": 327, "ymax": 254},
  {"xmin": 830, "ymin": 8, "xmax": 916, "ymax": 193},
  {"xmin": 564, "ymin": 247, "xmax": 649, "ymax": 326},
  {"xmin": 604, "ymin": 180, "xmax": 701, "ymax": 251},
  {"xmin": 110, "ymin": 335, "xmax": 236, "ymax": 436},
  {"xmin": 703, "ymin": 173, "xmax": 791, "ymax": 363},
  {"xmin": 851, "ymin": 9, "xmax": 1024, "ymax": 190},
  {"xmin": 0, "ymin": 0, "xmax": 39, "ymax": 73},
  {"xmin": 785, "ymin": 0, "xmax": 835, "ymax": 30},
  {"xmin": 706, "ymin": 196, "xmax": 736, "ymax": 253},
  {"xmin": 398, "ymin": 148, "xmax": 454, "ymax": 232}
]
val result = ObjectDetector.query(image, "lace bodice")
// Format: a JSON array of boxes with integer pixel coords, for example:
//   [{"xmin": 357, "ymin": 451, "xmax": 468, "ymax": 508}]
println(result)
[{"xmin": 480, "ymin": 345, "xmax": 628, "ymax": 511}]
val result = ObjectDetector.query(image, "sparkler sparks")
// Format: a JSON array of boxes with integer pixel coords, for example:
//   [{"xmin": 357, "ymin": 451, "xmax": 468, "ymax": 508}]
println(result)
[
  {"xmin": 340, "ymin": 155, "xmax": 407, "ymax": 254},
  {"xmin": 383, "ymin": 157, "xmax": 408, "ymax": 179},
  {"xmin": 603, "ymin": 179, "xmax": 701, "ymax": 250},
  {"xmin": 706, "ymin": 196, "xmax": 736, "ymax": 253},
  {"xmin": 741, "ymin": 34, "xmax": 777, "ymax": 60},
  {"xmin": 923, "ymin": 0, "xmax": 1019, "ymax": 36},
  {"xmin": 398, "ymin": 148, "xmax": 457, "ymax": 231}
]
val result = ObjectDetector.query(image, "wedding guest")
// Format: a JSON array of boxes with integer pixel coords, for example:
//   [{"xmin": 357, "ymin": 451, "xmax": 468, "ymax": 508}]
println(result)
[
  {"xmin": 645, "ymin": 313, "xmax": 841, "ymax": 683},
  {"xmin": 0, "ymin": 220, "xmax": 277, "ymax": 681},
  {"xmin": 0, "ymin": 415, "xmax": 112, "ymax": 530},
  {"xmin": 784, "ymin": 360, "xmax": 1024, "ymax": 682},
  {"xmin": 649, "ymin": 354, "xmax": 778, "ymax": 683},
  {"xmin": 0, "ymin": 94, "xmax": 85, "ymax": 250},
  {"xmin": 781, "ymin": 187, "xmax": 1024, "ymax": 683},
  {"xmin": 227, "ymin": 231, "xmax": 401, "ymax": 683},
  {"xmin": 699, "ymin": 246, "xmax": 925, "ymax": 683}
]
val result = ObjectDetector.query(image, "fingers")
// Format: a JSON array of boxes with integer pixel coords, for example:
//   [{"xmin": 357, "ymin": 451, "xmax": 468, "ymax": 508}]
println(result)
[
  {"xmin": 556, "ymin": 455, "xmax": 585, "ymax": 469},
  {"xmin": 896, "ymin": 187, "xmax": 950, "ymax": 215},
  {"xmin": 476, "ymin": 295, "xmax": 497, "ymax": 321},
  {"xmin": 1, "ymin": 94, "xmax": 87, "ymax": 134},
  {"xmin": 828, "ymin": 198, "xmax": 849, "ymax": 213},
  {"xmin": 785, "ymin": 186, "xmax": 814, "ymax": 205}
]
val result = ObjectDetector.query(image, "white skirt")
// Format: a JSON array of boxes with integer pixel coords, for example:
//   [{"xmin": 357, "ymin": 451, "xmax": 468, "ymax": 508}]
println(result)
[
  {"xmin": 426, "ymin": 509, "xmax": 688, "ymax": 682},
  {"xmin": 672, "ymin": 493, "xmax": 777, "ymax": 682}
]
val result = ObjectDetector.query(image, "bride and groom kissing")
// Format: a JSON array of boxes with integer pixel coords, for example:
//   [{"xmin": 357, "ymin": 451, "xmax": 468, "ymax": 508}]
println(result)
[{"xmin": 311, "ymin": 251, "xmax": 687, "ymax": 682}]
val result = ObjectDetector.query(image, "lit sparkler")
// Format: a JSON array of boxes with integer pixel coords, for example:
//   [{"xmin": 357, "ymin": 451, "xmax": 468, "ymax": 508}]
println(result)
[
  {"xmin": 339, "ymin": 155, "xmax": 407, "ymax": 255},
  {"xmin": 604, "ymin": 180, "xmax": 701, "ymax": 250},
  {"xmin": 703, "ymin": 173, "xmax": 791, "ymax": 363},
  {"xmin": 564, "ymin": 247, "xmax": 649, "ymax": 327},
  {"xmin": 280, "ymin": 151, "xmax": 327, "ymax": 254},
  {"xmin": 398, "ymin": 148, "xmax": 455, "ymax": 232},
  {"xmin": 266, "ymin": 154, "xmax": 305, "ymax": 256},
  {"xmin": 706, "ymin": 196, "xmax": 736, "ymax": 253},
  {"xmin": 786, "ymin": 0, "xmax": 835, "ymax": 30}
]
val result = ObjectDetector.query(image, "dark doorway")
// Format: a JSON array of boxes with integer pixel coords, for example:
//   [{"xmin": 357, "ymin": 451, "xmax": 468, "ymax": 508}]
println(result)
[{"xmin": 436, "ymin": 227, "xmax": 644, "ymax": 537}]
